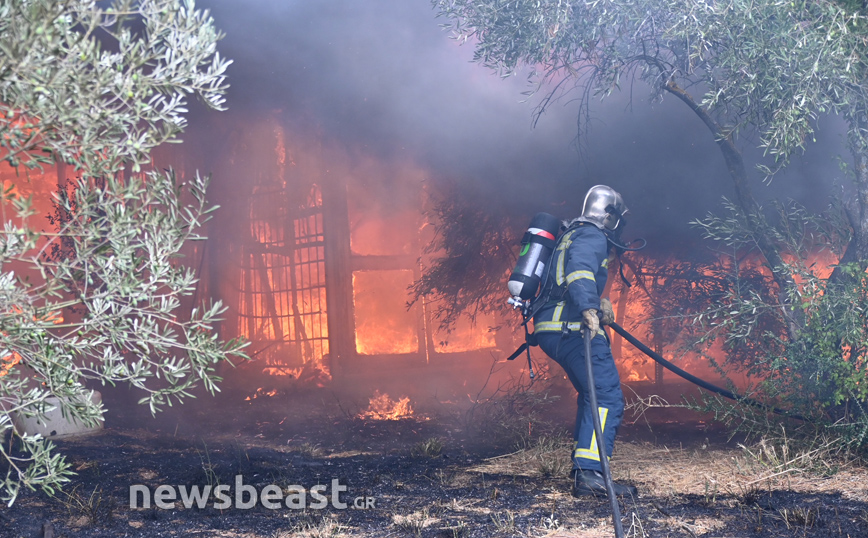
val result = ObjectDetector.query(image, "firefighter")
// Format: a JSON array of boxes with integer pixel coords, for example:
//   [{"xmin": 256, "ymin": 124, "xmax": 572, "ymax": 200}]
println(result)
[{"xmin": 533, "ymin": 185, "xmax": 637, "ymax": 497}]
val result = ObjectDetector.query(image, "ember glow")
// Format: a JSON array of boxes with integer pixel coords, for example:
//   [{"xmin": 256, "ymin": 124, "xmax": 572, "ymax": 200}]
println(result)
[
  {"xmin": 245, "ymin": 387, "xmax": 279, "ymax": 401},
  {"xmin": 0, "ymin": 111, "xmax": 844, "ymax": 398},
  {"xmin": 604, "ymin": 249, "xmax": 843, "ymax": 385}
]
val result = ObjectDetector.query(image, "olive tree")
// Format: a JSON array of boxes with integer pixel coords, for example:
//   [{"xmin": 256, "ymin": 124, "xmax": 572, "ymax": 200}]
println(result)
[
  {"xmin": 432, "ymin": 0, "xmax": 867, "ymax": 332},
  {"xmin": 429, "ymin": 0, "xmax": 868, "ymax": 441},
  {"xmin": 0, "ymin": 0, "xmax": 245, "ymax": 505}
]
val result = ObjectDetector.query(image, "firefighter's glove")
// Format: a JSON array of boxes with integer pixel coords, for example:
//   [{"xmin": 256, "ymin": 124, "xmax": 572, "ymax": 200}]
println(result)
[
  {"xmin": 599, "ymin": 298, "xmax": 615, "ymax": 326},
  {"xmin": 582, "ymin": 309, "xmax": 600, "ymax": 335}
]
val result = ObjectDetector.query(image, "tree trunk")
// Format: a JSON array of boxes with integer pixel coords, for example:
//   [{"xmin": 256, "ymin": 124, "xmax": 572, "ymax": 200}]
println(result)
[
  {"xmin": 664, "ymin": 81, "xmax": 801, "ymax": 341},
  {"xmin": 847, "ymin": 110, "xmax": 868, "ymax": 264},
  {"xmin": 831, "ymin": 110, "xmax": 868, "ymax": 278}
]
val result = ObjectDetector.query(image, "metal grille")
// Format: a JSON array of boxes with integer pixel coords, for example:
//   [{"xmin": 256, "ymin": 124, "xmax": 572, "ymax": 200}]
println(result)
[{"xmin": 237, "ymin": 185, "xmax": 328, "ymax": 374}]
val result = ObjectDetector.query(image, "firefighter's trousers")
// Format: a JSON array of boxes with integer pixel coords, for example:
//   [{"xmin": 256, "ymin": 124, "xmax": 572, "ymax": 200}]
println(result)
[{"xmin": 537, "ymin": 330, "xmax": 624, "ymax": 473}]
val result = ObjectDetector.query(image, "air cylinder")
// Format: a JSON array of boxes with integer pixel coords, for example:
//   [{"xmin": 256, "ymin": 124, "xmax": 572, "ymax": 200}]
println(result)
[{"xmin": 507, "ymin": 212, "xmax": 560, "ymax": 301}]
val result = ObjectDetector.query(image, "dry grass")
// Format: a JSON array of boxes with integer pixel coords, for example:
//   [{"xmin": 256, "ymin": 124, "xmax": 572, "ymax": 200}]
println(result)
[
  {"xmin": 466, "ymin": 430, "xmax": 868, "ymax": 536},
  {"xmin": 616, "ymin": 436, "xmax": 868, "ymax": 502},
  {"xmin": 392, "ymin": 507, "xmax": 436, "ymax": 536},
  {"xmin": 471, "ymin": 430, "xmax": 868, "ymax": 503},
  {"xmin": 470, "ymin": 435, "xmax": 573, "ymax": 478},
  {"xmin": 279, "ymin": 514, "xmax": 348, "ymax": 538}
]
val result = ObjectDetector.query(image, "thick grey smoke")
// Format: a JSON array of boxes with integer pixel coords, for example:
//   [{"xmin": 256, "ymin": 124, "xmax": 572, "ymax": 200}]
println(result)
[{"xmin": 195, "ymin": 0, "xmax": 844, "ymax": 249}]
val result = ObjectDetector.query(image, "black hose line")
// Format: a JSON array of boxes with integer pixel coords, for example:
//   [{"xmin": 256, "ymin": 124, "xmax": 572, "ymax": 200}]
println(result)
[
  {"xmin": 584, "ymin": 327, "xmax": 625, "ymax": 538},
  {"xmin": 608, "ymin": 322, "xmax": 805, "ymax": 422}
]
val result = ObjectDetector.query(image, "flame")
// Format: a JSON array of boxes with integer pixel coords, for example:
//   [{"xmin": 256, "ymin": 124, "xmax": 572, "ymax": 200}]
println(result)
[
  {"xmin": 433, "ymin": 312, "xmax": 496, "ymax": 353},
  {"xmin": 357, "ymin": 390, "xmax": 416, "ymax": 420},
  {"xmin": 231, "ymin": 123, "xmax": 331, "ymax": 379},
  {"xmin": 605, "ymin": 248, "xmax": 843, "ymax": 385},
  {"xmin": 216, "ymin": 121, "xmax": 510, "ymax": 378},
  {"xmin": 262, "ymin": 366, "xmax": 303, "ymax": 377},
  {"xmin": 244, "ymin": 387, "xmax": 279, "ymax": 401},
  {"xmin": 353, "ymin": 270, "xmax": 419, "ymax": 355},
  {"xmin": 606, "ymin": 262, "xmax": 746, "ymax": 384},
  {"xmin": 0, "ymin": 351, "xmax": 21, "ymax": 378}
]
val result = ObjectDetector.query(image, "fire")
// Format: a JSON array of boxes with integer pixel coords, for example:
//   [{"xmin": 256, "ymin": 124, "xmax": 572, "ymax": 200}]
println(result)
[
  {"xmin": 358, "ymin": 390, "xmax": 415, "ymax": 420},
  {"xmin": 244, "ymin": 387, "xmax": 279, "ymax": 401},
  {"xmin": 0, "ymin": 352, "xmax": 21, "ymax": 378},
  {"xmin": 262, "ymin": 367, "xmax": 303, "ymax": 377},
  {"xmin": 432, "ymin": 312, "xmax": 496, "ymax": 353},
  {"xmin": 606, "ymin": 247, "xmax": 843, "ymax": 385},
  {"xmin": 605, "ymin": 260, "xmax": 748, "ymax": 385},
  {"xmin": 230, "ymin": 119, "xmax": 331, "ymax": 380},
  {"xmin": 0, "ymin": 310, "xmax": 62, "ymax": 378},
  {"xmin": 353, "ymin": 270, "xmax": 419, "ymax": 355},
  {"xmin": 214, "ymin": 120, "xmax": 505, "ymax": 378}
]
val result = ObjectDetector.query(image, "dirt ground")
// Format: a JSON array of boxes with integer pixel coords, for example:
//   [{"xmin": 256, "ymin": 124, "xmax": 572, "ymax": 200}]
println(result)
[{"xmin": 2, "ymin": 377, "xmax": 867, "ymax": 538}]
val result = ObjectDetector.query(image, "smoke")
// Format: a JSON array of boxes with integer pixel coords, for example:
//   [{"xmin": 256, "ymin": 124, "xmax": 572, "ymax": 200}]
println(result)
[{"xmin": 192, "ymin": 0, "xmax": 845, "ymax": 248}]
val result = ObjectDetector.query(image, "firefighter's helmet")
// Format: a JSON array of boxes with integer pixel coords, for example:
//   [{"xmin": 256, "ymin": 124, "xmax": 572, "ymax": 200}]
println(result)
[{"xmin": 579, "ymin": 185, "xmax": 627, "ymax": 233}]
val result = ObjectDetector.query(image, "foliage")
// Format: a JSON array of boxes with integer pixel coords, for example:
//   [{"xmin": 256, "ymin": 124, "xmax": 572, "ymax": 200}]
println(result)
[
  {"xmin": 433, "ymin": 0, "xmax": 867, "ymax": 177},
  {"xmin": 410, "ymin": 183, "xmax": 520, "ymax": 329},
  {"xmin": 0, "ymin": 0, "xmax": 244, "ymax": 506},
  {"xmin": 431, "ymin": 0, "xmax": 868, "ymax": 331},
  {"xmin": 690, "ymin": 200, "xmax": 868, "ymax": 447},
  {"xmin": 433, "ymin": 0, "xmax": 868, "ymax": 448},
  {"xmin": 621, "ymin": 253, "xmax": 731, "ymax": 344},
  {"xmin": 0, "ymin": 170, "xmax": 247, "ymax": 506},
  {"xmin": 0, "ymin": 0, "xmax": 231, "ymax": 178},
  {"xmin": 780, "ymin": 263, "xmax": 868, "ymax": 405}
]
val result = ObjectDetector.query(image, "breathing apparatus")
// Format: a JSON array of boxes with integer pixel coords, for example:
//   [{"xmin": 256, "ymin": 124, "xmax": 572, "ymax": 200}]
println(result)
[
  {"xmin": 507, "ymin": 186, "xmax": 645, "ymax": 312},
  {"xmin": 503, "ymin": 186, "xmax": 802, "ymax": 537},
  {"xmin": 507, "ymin": 212, "xmax": 561, "ymax": 310},
  {"xmin": 505, "ymin": 185, "xmax": 645, "ymax": 377}
]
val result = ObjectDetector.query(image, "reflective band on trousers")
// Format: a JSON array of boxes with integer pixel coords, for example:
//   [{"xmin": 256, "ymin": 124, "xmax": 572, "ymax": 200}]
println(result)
[{"xmin": 574, "ymin": 407, "xmax": 610, "ymax": 462}]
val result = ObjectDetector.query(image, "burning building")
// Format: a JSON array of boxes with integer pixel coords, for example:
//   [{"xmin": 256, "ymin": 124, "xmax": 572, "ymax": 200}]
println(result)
[{"xmin": 0, "ymin": 114, "xmax": 508, "ymax": 390}]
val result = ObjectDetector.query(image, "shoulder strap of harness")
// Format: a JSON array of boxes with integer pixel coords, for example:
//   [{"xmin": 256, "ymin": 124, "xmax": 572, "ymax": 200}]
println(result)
[{"xmin": 543, "ymin": 221, "xmax": 587, "ymax": 302}]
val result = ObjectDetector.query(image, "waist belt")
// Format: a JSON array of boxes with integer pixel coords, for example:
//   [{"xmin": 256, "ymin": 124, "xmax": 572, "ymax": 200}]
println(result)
[{"xmin": 534, "ymin": 320, "xmax": 606, "ymax": 337}]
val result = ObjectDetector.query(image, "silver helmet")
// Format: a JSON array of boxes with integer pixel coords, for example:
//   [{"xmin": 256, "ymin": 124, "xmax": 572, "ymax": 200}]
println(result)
[{"xmin": 579, "ymin": 185, "xmax": 627, "ymax": 232}]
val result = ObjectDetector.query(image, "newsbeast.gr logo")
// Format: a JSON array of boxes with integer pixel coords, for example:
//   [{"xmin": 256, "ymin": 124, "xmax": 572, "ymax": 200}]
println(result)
[{"xmin": 129, "ymin": 476, "xmax": 375, "ymax": 510}]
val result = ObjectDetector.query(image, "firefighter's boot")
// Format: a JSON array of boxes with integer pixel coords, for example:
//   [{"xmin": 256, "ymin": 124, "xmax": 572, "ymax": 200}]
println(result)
[{"xmin": 572, "ymin": 469, "xmax": 637, "ymax": 498}]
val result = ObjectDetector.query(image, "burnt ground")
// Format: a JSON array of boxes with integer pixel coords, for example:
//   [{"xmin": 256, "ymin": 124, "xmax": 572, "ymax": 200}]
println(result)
[{"xmin": 2, "ymin": 375, "xmax": 868, "ymax": 538}]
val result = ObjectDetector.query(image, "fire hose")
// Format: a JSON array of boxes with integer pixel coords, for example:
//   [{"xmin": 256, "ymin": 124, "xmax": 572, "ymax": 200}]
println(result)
[
  {"xmin": 579, "ymin": 322, "xmax": 808, "ymax": 538},
  {"xmin": 584, "ymin": 326, "xmax": 625, "ymax": 538},
  {"xmin": 607, "ymin": 322, "xmax": 804, "ymax": 421},
  {"xmin": 507, "ymin": 320, "xmax": 803, "ymax": 419}
]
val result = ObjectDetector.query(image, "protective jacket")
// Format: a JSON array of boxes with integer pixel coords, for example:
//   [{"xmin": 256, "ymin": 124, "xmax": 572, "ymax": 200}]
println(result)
[{"xmin": 533, "ymin": 222, "xmax": 609, "ymax": 334}]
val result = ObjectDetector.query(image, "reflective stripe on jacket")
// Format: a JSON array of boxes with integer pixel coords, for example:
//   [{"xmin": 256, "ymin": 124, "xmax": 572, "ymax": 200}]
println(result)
[{"xmin": 533, "ymin": 223, "xmax": 609, "ymax": 333}]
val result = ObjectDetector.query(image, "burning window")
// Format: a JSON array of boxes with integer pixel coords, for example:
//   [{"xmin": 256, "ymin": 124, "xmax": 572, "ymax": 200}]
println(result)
[
  {"xmin": 353, "ymin": 270, "xmax": 419, "ymax": 355},
  {"xmin": 237, "ymin": 184, "xmax": 329, "ymax": 375}
]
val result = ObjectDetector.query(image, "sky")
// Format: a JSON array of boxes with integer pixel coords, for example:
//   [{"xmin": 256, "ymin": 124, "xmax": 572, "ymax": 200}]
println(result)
[{"xmin": 192, "ymin": 0, "xmax": 848, "ymax": 252}]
